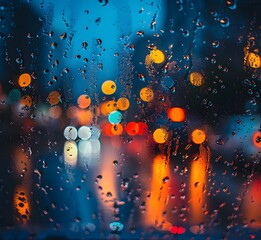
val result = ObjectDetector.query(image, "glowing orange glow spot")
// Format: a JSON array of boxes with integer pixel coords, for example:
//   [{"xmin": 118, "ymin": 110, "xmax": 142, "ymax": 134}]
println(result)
[
  {"xmin": 49, "ymin": 105, "xmax": 62, "ymax": 119},
  {"xmin": 66, "ymin": 106, "xmax": 78, "ymax": 119},
  {"xmin": 189, "ymin": 145, "xmax": 210, "ymax": 225},
  {"xmin": 253, "ymin": 131, "xmax": 261, "ymax": 148},
  {"xmin": 105, "ymin": 100, "xmax": 118, "ymax": 114},
  {"xmin": 126, "ymin": 122, "xmax": 139, "ymax": 136},
  {"xmin": 100, "ymin": 102, "xmax": 109, "ymax": 116},
  {"xmin": 168, "ymin": 107, "xmax": 186, "ymax": 122},
  {"xmin": 146, "ymin": 49, "xmax": 165, "ymax": 64},
  {"xmin": 191, "ymin": 129, "xmax": 207, "ymax": 144},
  {"xmin": 189, "ymin": 157, "xmax": 206, "ymax": 224},
  {"xmin": 137, "ymin": 122, "xmax": 148, "ymax": 135},
  {"xmin": 153, "ymin": 128, "xmax": 168, "ymax": 144},
  {"xmin": 243, "ymin": 177, "xmax": 261, "ymax": 228},
  {"xmin": 117, "ymin": 97, "xmax": 130, "ymax": 111},
  {"xmin": 76, "ymin": 109, "xmax": 93, "ymax": 125},
  {"xmin": 20, "ymin": 95, "xmax": 32, "ymax": 107},
  {"xmin": 189, "ymin": 72, "xmax": 204, "ymax": 86},
  {"xmin": 14, "ymin": 187, "xmax": 30, "ymax": 224},
  {"xmin": 145, "ymin": 154, "xmax": 171, "ymax": 230},
  {"xmin": 247, "ymin": 52, "xmax": 261, "ymax": 69},
  {"xmin": 111, "ymin": 124, "xmax": 123, "ymax": 136},
  {"xmin": 98, "ymin": 140, "xmax": 119, "ymax": 217},
  {"xmin": 14, "ymin": 147, "xmax": 31, "ymax": 181},
  {"xmin": 18, "ymin": 73, "xmax": 31, "ymax": 87},
  {"xmin": 100, "ymin": 121, "xmax": 113, "ymax": 136},
  {"xmin": 100, "ymin": 101, "xmax": 118, "ymax": 116},
  {"xmin": 77, "ymin": 94, "xmax": 91, "ymax": 109},
  {"xmin": 48, "ymin": 91, "xmax": 61, "ymax": 105}
]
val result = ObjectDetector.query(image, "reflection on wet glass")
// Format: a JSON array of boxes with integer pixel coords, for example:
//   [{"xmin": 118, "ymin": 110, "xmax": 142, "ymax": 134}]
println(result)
[{"xmin": 0, "ymin": 0, "xmax": 261, "ymax": 239}]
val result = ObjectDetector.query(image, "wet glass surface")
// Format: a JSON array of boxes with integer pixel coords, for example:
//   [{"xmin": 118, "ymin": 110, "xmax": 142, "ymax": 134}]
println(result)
[{"xmin": 0, "ymin": 0, "xmax": 261, "ymax": 239}]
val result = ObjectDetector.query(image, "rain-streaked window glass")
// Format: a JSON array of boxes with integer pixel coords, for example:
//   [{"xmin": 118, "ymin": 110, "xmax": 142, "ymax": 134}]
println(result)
[{"xmin": 1, "ymin": 0, "xmax": 261, "ymax": 239}]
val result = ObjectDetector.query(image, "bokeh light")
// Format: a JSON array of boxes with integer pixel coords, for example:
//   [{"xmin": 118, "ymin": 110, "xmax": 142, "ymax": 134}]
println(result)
[
  {"xmin": 77, "ymin": 94, "xmax": 91, "ymax": 109},
  {"xmin": 146, "ymin": 49, "xmax": 165, "ymax": 64},
  {"xmin": 20, "ymin": 95, "xmax": 32, "ymax": 107},
  {"xmin": 252, "ymin": 131, "xmax": 261, "ymax": 148},
  {"xmin": 64, "ymin": 126, "xmax": 78, "ymax": 140},
  {"xmin": 189, "ymin": 72, "xmax": 204, "ymax": 86},
  {"xmin": 137, "ymin": 122, "xmax": 148, "ymax": 135},
  {"xmin": 108, "ymin": 110, "xmax": 123, "ymax": 124},
  {"xmin": 78, "ymin": 126, "xmax": 92, "ymax": 140},
  {"xmin": 140, "ymin": 87, "xmax": 154, "ymax": 102},
  {"xmin": 18, "ymin": 73, "xmax": 31, "ymax": 87},
  {"xmin": 117, "ymin": 97, "xmax": 130, "ymax": 111},
  {"xmin": 48, "ymin": 105, "xmax": 62, "ymax": 119},
  {"xmin": 48, "ymin": 91, "xmax": 61, "ymax": 105},
  {"xmin": 191, "ymin": 129, "xmax": 207, "ymax": 144},
  {"xmin": 247, "ymin": 52, "xmax": 261, "ymax": 69},
  {"xmin": 77, "ymin": 109, "xmax": 93, "ymax": 125},
  {"xmin": 101, "ymin": 80, "xmax": 117, "ymax": 95},
  {"xmin": 64, "ymin": 140, "xmax": 78, "ymax": 166},
  {"xmin": 153, "ymin": 128, "xmax": 168, "ymax": 143},
  {"xmin": 111, "ymin": 124, "xmax": 123, "ymax": 136},
  {"xmin": 167, "ymin": 107, "xmax": 186, "ymax": 122},
  {"xmin": 126, "ymin": 122, "xmax": 139, "ymax": 136}
]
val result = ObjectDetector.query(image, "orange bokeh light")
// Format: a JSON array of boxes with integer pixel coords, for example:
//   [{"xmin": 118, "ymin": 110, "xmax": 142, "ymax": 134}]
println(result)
[
  {"xmin": 77, "ymin": 94, "xmax": 91, "ymax": 109},
  {"xmin": 18, "ymin": 73, "xmax": 31, "ymax": 87},
  {"xmin": 76, "ymin": 109, "xmax": 93, "ymax": 125},
  {"xmin": 48, "ymin": 91, "xmax": 61, "ymax": 105},
  {"xmin": 167, "ymin": 107, "xmax": 186, "ymax": 122},
  {"xmin": 100, "ymin": 101, "xmax": 118, "ymax": 116},
  {"xmin": 191, "ymin": 129, "xmax": 207, "ymax": 144},
  {"xmin": 111, "ymin": 124, "xmax": 123, "ymax": 136},
  {"xmin": 253, "ymin": 131, "xmax": 261, "ymax": 148},
  {"xmin": 20, "ymin": 95, "xmax": 32, "ymax": 107}
]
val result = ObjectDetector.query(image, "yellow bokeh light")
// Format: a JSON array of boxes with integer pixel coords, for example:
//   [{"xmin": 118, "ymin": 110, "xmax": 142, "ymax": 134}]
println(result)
[
  {"xmin": 189, "ymin": 72, "xmax": 204, "ymax": 86},
  {"xmin": 153, "ymin": 128, "xmax": 168, "ymax": 144},
  {"xmin": 140, "ymin": 87, "xmax": 154, "ymax": 102},
  {"xmin": 247, "ymin": 52, "xmax": 261, "ymax": 69},
  {"xmin": 117, "ymin": 97, "xmax": 130, "ymax": 111},
  {"xmin": 18, "ymin": 73, "xmax": 31, "ymax": 87},
  {"xmin": 146, "ymin": 49, "xmax": 165, "ymax": 64},
  {"xmin": 101, "ymin": 80, "xmax": 117, "ymax": 95},
  {"xmin": 191, "ymin": 129, "xmax": 206, "ymax": 144}
]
